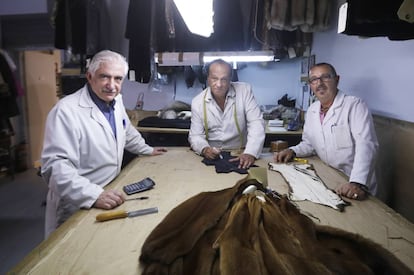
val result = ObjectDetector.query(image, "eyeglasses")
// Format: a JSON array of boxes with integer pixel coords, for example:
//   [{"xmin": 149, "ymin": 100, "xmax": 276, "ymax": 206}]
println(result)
[{"xmin": 308, "ymin": 74, "xmax": 335, "ymax": 85}]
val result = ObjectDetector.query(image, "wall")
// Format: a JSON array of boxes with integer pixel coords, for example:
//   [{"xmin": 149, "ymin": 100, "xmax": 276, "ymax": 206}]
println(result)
[
  {"xmin": 312, "ymin": 1, "xmax": 414, "ymax": 123},
  {"xmin": 0, "ymin": 0, "xmax": 47, "ymax": 15},
  {"xmin": 121, "ymin": 59, "xmax": 303, "ymax": 111}
]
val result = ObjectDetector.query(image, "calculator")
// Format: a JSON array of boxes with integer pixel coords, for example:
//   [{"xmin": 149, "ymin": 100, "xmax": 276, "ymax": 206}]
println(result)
[{"xmin": 123, "ymin": 177, "xmax": 155, "ymax": 195}]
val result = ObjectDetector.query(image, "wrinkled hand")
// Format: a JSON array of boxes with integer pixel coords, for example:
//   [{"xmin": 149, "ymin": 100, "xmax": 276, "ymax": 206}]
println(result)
[
  {"xmin": 335, "ymin": 182, "xmax": 367, "ymax": 200},
  {"xmin": 152, "ymin": 147, "xmax": 168, "ymax": 155},
  {"xmin": 273, "ymin": 149, "xmax": 295, "ymax": 163},
  {"xmin": 229, "ymin": 153, "xmax": 255, "ymax": 169},
  {"xmin": 93, "ymin": 189, "xmax": 125, "ymax": 209},
  {"xmin": 202, "ymin": 147, "xmax": 222, "ymax": 160}
]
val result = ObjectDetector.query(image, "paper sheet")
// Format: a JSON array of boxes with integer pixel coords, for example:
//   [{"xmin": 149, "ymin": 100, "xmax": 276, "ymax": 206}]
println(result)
[{"xmin": 267, "ymin": 126, "xmax": 287, "ymax": 132}]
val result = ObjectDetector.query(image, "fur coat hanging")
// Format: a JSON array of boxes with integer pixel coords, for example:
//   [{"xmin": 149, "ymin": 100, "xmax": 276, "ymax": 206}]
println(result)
[{"xmin": 139, "ymin": 177, "xmax": 412, "ymax": 274}]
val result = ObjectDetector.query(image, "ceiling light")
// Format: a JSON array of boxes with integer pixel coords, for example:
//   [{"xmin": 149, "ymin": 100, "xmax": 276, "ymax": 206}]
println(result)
[
  {"xmin": 154, "ymin": 51, "xmax": 277, "ymax": 67},
  {"xmin": 202, "ymin": 51, "xmax": 277, "ymax": 63},
  {"xmin": 173, "ymin": 0, "xmax": 214, "ymax": 37}
]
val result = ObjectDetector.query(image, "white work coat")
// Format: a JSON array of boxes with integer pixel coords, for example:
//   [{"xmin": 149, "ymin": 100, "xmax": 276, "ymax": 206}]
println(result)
[
  {"xmin": 41, "ymin": 86, "xmax": 153, "ymax": 237},
  {"xmin": 189, "ymin": 82, "xmax": 265, "ymax": 158},
  {"xmin": 291, "ymin": 90, "xmax": 378, "ymax": 194}
]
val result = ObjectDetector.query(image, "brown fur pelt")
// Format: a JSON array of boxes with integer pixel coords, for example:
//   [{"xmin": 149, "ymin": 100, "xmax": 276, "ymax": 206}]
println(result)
[{"xmin": 139, "ymin": 177, "xmax": 412, "ymax": 274}]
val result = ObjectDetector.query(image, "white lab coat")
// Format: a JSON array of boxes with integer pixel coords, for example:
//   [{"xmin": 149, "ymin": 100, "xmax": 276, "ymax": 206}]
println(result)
[
  {"xmin": 189, "ymin": 82, "xmax": 265, "ymax": 158},
  {"xmin": 291, "ymin": 90, "xmax": 378, "ymax": 194},
  {"xmin": 41, "ymin": 86, "xmax": 153, "ymax": 237}
]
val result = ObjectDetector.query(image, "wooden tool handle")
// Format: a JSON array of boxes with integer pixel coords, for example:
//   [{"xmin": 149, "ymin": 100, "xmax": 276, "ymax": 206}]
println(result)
[
  {"xmin": 96, "ymin": 210, "xmax": 128, "ymax": 222},
  {"xmin": 294, "ymin": 157, "xmax": 308, "ymax": 164}
]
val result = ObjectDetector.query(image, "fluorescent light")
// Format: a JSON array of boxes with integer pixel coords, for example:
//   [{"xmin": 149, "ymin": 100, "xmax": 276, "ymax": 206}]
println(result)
[
  {"xmin": 154, "ymin": 51, "xmax": 277, "ymax": 66},
  {"xmin": 203, "ymin": 51, "xmax": 277, "ymax": 63}
]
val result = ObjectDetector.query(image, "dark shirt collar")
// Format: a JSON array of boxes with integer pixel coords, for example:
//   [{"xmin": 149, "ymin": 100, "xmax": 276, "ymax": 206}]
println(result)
[{"xmin": 87, "ymin": 84, "xmax": 116, "ymax": 111}]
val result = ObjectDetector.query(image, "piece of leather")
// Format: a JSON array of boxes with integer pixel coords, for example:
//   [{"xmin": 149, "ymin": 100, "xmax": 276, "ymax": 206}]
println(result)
[
  {"xmin": 202, "ymin": 151, "xmax": 257, "ymax": 174},
  {"xmin": 269, "ymin": 162, "xmax": 348, "ymax": 211}
]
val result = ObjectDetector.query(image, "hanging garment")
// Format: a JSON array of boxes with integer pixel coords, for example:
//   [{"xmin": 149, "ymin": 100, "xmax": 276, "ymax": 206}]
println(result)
[
  {"xmin": 0, "ymin": 51, "xmax": 19, "ymax": 118},
  {"xmin": 268, "ymin": 0, "xmax": 331, "ymax": 32},
  {"xmin": 53, "ymin": 0, "xmax": 110, "ymax": 55},
  {"xmin": 342, "ymin": 0, "xmax": 414, "ymax": 40},
  {"xmin": 140, "ymin": 177, "xmax": 411, "ymax": 274}
]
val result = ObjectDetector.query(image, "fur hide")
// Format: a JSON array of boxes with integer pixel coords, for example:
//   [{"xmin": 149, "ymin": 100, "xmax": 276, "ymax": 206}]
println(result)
[{"xmin": 139, "ymin": 177, "xmax": 412, "ymax": 274}]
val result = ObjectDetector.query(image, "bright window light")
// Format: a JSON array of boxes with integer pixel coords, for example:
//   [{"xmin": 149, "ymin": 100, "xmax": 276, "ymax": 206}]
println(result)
[{"xmin": 173, "ymin": 0, "xmax": 214, "ymax": 37}]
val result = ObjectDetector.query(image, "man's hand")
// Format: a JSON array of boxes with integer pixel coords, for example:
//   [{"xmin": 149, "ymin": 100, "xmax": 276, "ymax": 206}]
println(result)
[
  {"xmin": 152, "ymin": 147, "xmax": 168, "ymax": 155},
  {"xmin": 229, "ymin": 153, "xmax": 255, "ymax": 169},
  {"xmin": 273, "ymin": 149, "xmax": 295, "ymax": 163},
  {"xmin": 202, "ymin": 147, "xmax": 222, "ymax": 160},
  {"xmin": 335, "ymin": 182, "xmax": 367, "ymax": 200},
  {"xmin": 93, "ymin": 190, "xmax": 125, "ymax": 209}
]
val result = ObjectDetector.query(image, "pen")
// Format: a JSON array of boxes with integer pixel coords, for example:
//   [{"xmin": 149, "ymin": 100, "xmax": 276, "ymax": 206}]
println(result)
[
  {"xmin": 124, "ymin": 196, "xmax": 149, "ymax": 201},
  {"xmin": 330, "ymin": 123, "xmax": 337, "ymax": 133}
]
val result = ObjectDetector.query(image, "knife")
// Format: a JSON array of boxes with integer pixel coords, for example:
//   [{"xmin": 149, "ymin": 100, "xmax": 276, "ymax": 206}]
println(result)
[{"xmin": 96, "ymin": 207, "xmax": 158, "ymax": 222}]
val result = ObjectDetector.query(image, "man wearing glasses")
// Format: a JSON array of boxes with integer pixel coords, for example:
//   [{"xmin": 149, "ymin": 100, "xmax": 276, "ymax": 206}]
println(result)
[
  {"xmin": 189, "ymin": 59, "xmax": 265, "ymax": 169},
  {"xmin": 274, "ymin": 63, "xmax": 378, "ymax": 201}
]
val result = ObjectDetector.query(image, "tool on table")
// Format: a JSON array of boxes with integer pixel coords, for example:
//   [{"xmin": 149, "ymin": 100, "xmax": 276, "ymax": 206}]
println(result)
[
  {"xmin": 123, "ymin": 177, "xmax": 155, "ymax": 195},
  {"xmin": 96, "ymin": 207, "xmax": 158, "ymax": 222},
  {"xmin": 212, "ymin": 147, "xmax": 223, "ymax": 159},
  {"xmin": 293, "ymin": 165, "xmax": 320, "ymax": 181},
  {"xmin": 124, "ymin": 196, "xmax": 149, "ymax": 201},
  {"xmin": 293, "ymin": 157, "xmax": 308, "ymax": 164}
]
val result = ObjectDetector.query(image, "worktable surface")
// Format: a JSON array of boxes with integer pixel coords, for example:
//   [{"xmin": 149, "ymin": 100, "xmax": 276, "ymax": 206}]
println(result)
[{"xmin": 10, "ymin": 148, "xmax": 414, "ymax": 274}]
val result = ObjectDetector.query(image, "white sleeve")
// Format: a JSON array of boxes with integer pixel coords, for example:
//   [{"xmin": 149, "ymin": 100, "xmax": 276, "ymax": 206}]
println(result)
[{"xmin": 188, "ymin": 91, "xmax": 210, "ymax": 154}]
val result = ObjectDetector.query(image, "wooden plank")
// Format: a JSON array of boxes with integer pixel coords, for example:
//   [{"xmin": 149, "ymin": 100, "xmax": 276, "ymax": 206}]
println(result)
[
  {"xmin": 10, "ymin": 148, "xmax": 414, "ymax": 274},
  {"xmin": 23, "ymin": 50, "xmax": 60, "ymax": 166}
]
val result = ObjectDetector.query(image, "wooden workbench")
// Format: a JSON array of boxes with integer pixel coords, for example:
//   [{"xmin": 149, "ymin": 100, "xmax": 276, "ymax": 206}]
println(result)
[{"xmin": 9, "ymin": 148, "xmax": 414, "ymax": 274}]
